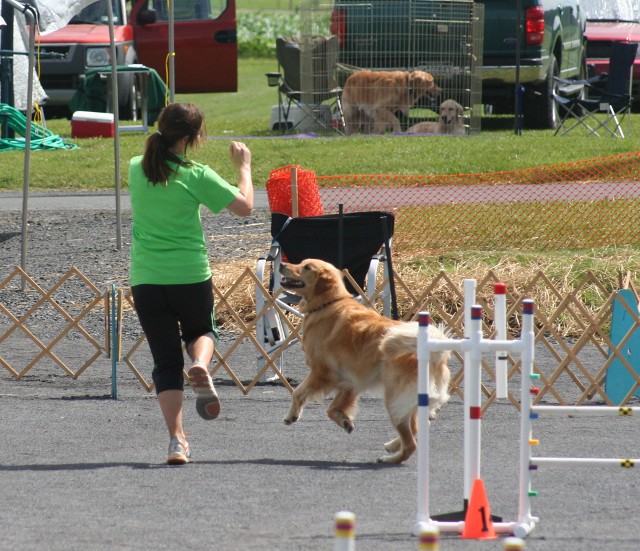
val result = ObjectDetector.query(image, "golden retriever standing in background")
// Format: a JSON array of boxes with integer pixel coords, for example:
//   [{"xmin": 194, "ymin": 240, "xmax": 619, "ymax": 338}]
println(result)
[
  {"xmin": 407, "ymin": 98, "xmax": 467, "ymax": 135},
  {"xmin": 342, "ymin": 70, "xmax": 439, "ymax": 135},
  {"xmin": 279, "ymin": 258, "xmax": 451, "ymax": 464}
]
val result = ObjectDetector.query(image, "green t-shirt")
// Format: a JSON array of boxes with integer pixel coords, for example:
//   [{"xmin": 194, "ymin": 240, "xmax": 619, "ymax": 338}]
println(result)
[{"xmin": 128, "ymin": 154, "xmax": 240, "ymax": 286}]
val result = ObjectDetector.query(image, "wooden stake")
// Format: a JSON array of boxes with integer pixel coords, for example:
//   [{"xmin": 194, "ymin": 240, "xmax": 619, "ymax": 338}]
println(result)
[{"xmin": 291, "ymin": 166, "xmax": 299, "ymax": 218}]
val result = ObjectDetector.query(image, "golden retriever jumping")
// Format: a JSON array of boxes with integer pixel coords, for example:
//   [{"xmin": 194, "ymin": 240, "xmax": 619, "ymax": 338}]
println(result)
[
  {"xmin": 279, "ymin": 258, "xmax": 451, "ymax": 464},
  {"xmin": 342, "ymin": 70, "xmax": 439, "ymax": 135},
  {"xmin": 407, "ymin": 98, "xmax": 467, "ymax": 135}
]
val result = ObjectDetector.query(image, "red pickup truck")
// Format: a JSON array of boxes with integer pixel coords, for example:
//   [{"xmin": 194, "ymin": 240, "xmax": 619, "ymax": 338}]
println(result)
[
  {"xmin": 581, "ymin": 0, "xmax": 640, "ymax": 107},
  {"xmin": 584, "ymin": 19, "xmax": 640, "ymax": 104},
  {"xmin": 36, "ymin": 0, "xmax": 237, "ymax": 117}
]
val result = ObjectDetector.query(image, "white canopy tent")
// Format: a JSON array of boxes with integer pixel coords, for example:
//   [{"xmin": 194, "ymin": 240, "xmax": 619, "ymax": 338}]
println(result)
[{"xmin": 2, "ymin": 0, "xmax": 176, "ymax": 283}]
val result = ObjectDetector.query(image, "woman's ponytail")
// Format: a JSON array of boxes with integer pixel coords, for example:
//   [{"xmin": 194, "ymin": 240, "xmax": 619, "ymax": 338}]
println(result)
[{"xmin": 140, "ymin": 103, "xmax": 205, "ymax": 185}]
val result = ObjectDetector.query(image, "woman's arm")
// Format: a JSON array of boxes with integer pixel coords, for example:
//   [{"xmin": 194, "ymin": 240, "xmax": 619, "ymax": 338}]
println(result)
[{"xmin": 226, "ymin": 141, "xmax": 254, "ymax": 217}]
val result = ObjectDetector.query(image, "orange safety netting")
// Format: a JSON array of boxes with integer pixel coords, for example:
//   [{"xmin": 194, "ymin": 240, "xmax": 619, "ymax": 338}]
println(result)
[{"xmin": 303, "ymin": 151, "xmax": 640, "ymax": 254}]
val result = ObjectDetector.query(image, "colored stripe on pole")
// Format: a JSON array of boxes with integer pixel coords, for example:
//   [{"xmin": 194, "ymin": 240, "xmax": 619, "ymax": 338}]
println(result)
[
  {"xmin": 503, "ymin": 536, "xmax": 525, "ymax": 550},
  {"xmin": 494, "ymin": 282, "xmax": 506, "ymax": 295},
  {"xmin": 335, "ymin": 511, "xmax": 355, "ymax": 539},
  {"xmin": 418, "ymin": 524, "xmax": 440, "ymax": 550},
  {"xmin": 523, "ymin": 300, "xmax": 534, "ymax": 315},
  {"xmin": 418, "ymin": 393, "xmax": 429, "ymax": 407},
  {"xmin": 418, "ymin": 312, "xmax": 431, "ymax": 326},
  {"xmin": 471, "ymin": 305, "xmax": 482, "ymax": 319},
  {"xmin": 470, "ymin": 406, "xmax": 482, "ymax": 420}
]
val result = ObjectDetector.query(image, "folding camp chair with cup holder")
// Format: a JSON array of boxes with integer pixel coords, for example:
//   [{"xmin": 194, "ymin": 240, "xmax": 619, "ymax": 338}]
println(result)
[
  {"xmin": 255, "ymin": 210, "xmax": 397, "ymax": 382},
  {"xmin": 266, "ymin": 35, "xmax": 344, "ymax": 134},
  {"xmin": 553, "ymin": 41, "xmax": 638, "ymax": 138}
]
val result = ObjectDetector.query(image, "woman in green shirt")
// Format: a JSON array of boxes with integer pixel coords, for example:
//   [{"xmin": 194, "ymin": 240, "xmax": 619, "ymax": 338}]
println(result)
[{"xmin": 129, "ymin": 102, "xmax": 253, "ymax": 465}]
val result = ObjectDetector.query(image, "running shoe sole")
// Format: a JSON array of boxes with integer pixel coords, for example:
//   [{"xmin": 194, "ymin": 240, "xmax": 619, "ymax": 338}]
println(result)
[
  {"xmin": 167, "ymin": 451, "xmax": 190, "ymax": 465},
  {"xmin": 188, "ymin": 365, "xmax": 220, "ymax": 420}
]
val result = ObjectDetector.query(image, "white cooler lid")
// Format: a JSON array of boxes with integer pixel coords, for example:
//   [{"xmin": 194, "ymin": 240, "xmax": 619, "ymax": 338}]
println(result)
[{"xmin": 72, "ymin": 111, "xmax": 115, "ymax": 123}]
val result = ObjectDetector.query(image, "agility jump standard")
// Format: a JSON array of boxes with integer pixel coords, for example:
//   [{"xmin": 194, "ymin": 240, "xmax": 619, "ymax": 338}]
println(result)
[
  {"xmin": 518, "ymin": 356, "xmax": 640, "ymax": 535},
  {"xmin": 414, "ymin": 299, "xmax": 537, "ymax": 538},
  {"xmin": 460, "ymin": 280, "xmax": 509, "ymax": 512},
  {"xmin": 433, "ymin": 280, "xmax": 511, "ymax": 520}
]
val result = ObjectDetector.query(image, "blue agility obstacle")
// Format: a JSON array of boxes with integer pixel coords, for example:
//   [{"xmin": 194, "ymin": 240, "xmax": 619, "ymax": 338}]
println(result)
[{"xmin": 605, "ymin": 288, "xmax": 640, "ymax": 404}]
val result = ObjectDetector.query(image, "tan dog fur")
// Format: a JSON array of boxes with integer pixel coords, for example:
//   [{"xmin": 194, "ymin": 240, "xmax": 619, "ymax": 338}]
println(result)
[
  {"xmin": 279, "ymin": 258, "xmax": 451, "ymax": 464},
  {"xmin": 407, "ymin": 99, "xmax": 467, "ymax": 135},
  {"xmin": 342, "ymin": 70, "xmax": 439, "ymax": 135}
]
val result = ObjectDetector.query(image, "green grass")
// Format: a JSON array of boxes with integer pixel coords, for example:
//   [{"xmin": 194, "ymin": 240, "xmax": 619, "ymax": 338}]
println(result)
[
  {"xmin": 238, "ymin": 0, "xmax": 301, "ymax": 11},
  {"xmin": 1, "ymin": 57, "xmax": 638, "ymax": 191}
]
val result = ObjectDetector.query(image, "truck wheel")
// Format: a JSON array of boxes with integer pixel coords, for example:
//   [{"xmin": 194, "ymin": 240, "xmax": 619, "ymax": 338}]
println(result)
[{"xmin": 524, "ymin": 54, "xmax": 559, "ymax": 130}]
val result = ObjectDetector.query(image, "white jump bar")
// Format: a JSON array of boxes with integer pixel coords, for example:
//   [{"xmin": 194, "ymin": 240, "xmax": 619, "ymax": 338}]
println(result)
[
  {"xmin": 531, "ymin": 457, "xmax": 637, "ymax": 468},
  {"xmin": 531, "ymin": 406, "xmax": 640, "ymax": 417}
]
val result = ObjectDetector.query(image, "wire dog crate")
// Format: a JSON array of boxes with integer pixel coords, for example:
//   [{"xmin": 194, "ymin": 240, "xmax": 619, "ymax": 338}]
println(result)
[{"xmin": 296, "ymin": 0, "xmax": 483, "ymax": 135}]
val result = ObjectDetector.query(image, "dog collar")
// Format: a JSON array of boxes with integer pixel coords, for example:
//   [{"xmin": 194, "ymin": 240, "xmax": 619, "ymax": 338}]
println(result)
[{"xmin": 305, "ymin": 296, "xmax": 351, "ymax": 315}]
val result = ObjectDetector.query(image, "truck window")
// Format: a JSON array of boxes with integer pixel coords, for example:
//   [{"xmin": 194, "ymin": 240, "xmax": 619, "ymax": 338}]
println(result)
[
  {"xmin": 131, "ymin": 0, "xmax": 237, "ymax": 93},
  {"xmin": 142, "ymin": 0, "xmax": 227, "ymax": 21}
]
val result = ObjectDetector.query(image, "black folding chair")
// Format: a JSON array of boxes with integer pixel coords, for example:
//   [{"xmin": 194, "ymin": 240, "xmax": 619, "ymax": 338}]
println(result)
[
  {"xmin": 553, "ymin": 41, "xmax": 638, "ymax": 138},
  {"xmin": 255, "ymin": 210, "xmax": 396, "ymax": 381}
]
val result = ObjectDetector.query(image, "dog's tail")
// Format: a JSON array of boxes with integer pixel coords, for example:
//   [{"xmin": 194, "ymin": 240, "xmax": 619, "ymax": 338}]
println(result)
[
  {"xmin": 381, "ymin": 322, "xmax": 450, "ymax": 359},
  {"xmin": 380, "ymin": 322, "xmax": 419, "ymax": 358}
]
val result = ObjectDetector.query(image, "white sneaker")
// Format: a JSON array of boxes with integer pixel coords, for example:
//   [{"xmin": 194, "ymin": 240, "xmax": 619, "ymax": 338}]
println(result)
[
  {"xmin": 187, "ymin": 364, "xmax": 220, "ymax": 420},
  {"xmin": 167, "ymin": 436, "xmax": 191, "ymax": 465}
]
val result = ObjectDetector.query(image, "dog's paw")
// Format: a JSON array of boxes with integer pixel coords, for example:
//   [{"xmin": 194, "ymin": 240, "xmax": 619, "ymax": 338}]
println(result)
[
  {"xmin": 343, "ymin": 419, "xmax": 355, "ymax": 433},
  {"xmin": 384, "ymin": 438, "xmax": 401, "ymax": 453},
  {"xmin": 377, "ymin": 453, "xmax": 402, "ymax": 464},
  {"xmin": 283, "ymin": 415, "xmax": 298, "ymax": 425}
]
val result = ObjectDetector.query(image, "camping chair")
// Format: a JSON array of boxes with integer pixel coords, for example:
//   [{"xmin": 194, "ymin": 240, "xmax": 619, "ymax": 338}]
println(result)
[
  {"xmin": 255, "ymin": 210, "xmax": 396, "ymax": 382},
  {"xmin": 553, "ymin": 41, "xmax": 638, "ymax": 138},
  {"xmin": 266, "ymin": 35, "xmax": 344, "ymax": 133}
]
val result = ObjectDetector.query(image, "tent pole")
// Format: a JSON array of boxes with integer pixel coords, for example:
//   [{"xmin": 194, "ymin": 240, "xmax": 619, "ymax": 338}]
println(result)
[
  {"xmin": 1, "ymin": 0, "xmax": 15, "ymax": 139},
  {"xmin": 105, "ymin": 0, "xmax": 122, "ymax": 250},
  {"xmin": 169, "ymin": 0, "xmax": 175, "ymax": 101},
  {"xmin": 12, "ymin": 0, "xmax": 37, "ymax": 290}
]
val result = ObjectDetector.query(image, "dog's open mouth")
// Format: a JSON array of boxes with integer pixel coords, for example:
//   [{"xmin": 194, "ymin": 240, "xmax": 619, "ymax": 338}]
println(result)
[{"xmin": 280, "ymin": 277, "xmax": 305, "ymax": 289}]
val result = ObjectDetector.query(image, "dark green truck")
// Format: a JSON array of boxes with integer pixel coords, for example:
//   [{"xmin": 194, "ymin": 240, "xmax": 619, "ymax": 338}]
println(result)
[{"xmin": 330, "ymin": 0, "xmax": 588, "ymax": 129}]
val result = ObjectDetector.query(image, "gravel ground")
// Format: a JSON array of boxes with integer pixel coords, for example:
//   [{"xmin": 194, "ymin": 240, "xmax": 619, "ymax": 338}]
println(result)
[
  {"xmin": 0, "ymin": 207, "xmax": 271, "ymax": 289},
  {"xmin": 2, "ymin": 204, "xmax": 640, "ymax": 550},
  {"xmin": 0, "ymin": 206, "xmax": 271, "ymax": 360}
]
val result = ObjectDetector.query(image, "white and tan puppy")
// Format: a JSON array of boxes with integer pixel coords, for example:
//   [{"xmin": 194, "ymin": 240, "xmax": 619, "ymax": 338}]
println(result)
[{"xmin": 408, "ymin": 98, "xmax": 467, "ymax": 135}]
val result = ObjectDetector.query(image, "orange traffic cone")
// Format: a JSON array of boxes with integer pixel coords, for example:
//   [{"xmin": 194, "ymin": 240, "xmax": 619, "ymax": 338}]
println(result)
[{"xmin": 461, "ymin": 478, "xmax": 497, "ymax": 540}]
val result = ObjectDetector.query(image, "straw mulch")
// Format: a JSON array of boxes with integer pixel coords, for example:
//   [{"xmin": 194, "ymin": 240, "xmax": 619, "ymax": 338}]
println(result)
[{"xmin": 212, "ymin": 249, "xmax": 640, "ymax": 339}]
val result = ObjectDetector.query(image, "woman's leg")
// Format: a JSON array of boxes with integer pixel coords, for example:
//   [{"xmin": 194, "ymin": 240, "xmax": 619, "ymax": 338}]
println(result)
[
  {"xmin": 186, "ymin": 332, "xmax": 215, "ymax": 368},
  {"xmin": 158, "ymin": 389, "xmax": 186, "ymax": 442},
  {"xmin": 132, "ymin": 284, "xmax": 189, "ymax": 462},
  {"xmin": 186, "ymin": 334, "xmax": 220, "ymax": 420},
  {"xmin": 174, "ymin": 279, "xmax": 221, "ymax": 420}
]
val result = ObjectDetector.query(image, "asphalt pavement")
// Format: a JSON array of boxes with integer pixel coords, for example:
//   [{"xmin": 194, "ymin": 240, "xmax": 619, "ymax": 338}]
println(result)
[{"xmin": 2, "ymin": 358, "xmax": 640, "ymax": 551}]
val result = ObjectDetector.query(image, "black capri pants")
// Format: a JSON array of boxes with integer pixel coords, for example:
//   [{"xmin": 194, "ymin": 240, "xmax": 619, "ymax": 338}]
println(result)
[{"xmin": 131, "ymin": 278, "xmax": 219, "ymax": 394}]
